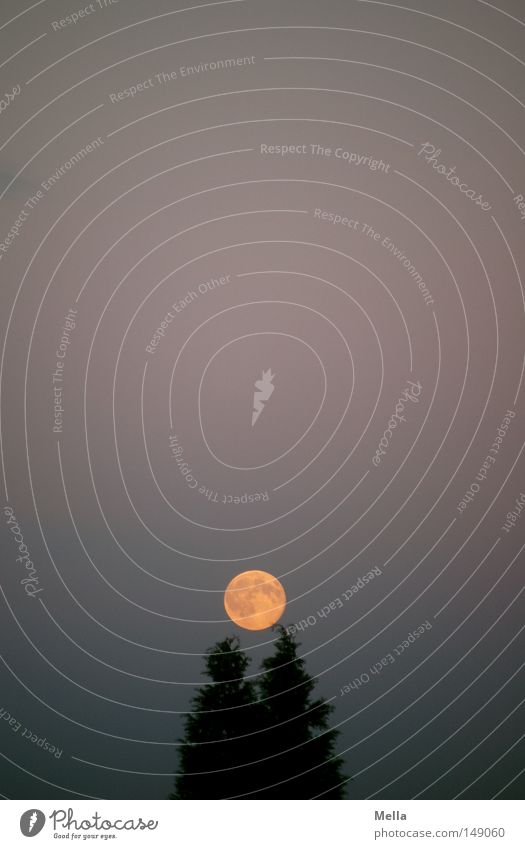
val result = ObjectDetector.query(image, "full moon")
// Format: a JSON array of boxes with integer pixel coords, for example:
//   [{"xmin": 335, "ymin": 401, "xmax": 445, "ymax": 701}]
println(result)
[{"xmin": 224, "ymin": 570, "xmax": 286, "ymax": 631}]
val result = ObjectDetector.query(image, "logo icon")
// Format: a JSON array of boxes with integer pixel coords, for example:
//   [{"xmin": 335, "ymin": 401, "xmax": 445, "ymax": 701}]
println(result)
[
  {"xmin": 252, "ymin": 369, "xmax": 275, "ymax": 426},
  {"xmin": 20, "ymin": 810, "xmax": 46, "ymax": 837}
]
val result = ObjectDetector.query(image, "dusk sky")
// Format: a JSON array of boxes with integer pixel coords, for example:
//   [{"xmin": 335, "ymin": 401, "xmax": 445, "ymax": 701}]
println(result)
[{"xmin": 0, "ymin": 0, "xmax": 524, "ymax": 801}]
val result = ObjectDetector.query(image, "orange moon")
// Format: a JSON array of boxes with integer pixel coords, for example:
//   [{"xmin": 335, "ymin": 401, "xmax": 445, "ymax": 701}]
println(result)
[{"xmin": 224, "ymin": 570, "xmax": 286, "ymax": 630}]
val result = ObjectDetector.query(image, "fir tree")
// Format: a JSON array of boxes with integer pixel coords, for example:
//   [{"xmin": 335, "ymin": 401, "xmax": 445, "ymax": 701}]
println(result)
[
  {"xmin": 172, "ymin": 628, "xmax": 349, "ymax": 798},
  {"xmin": 173, "ymin": 636, "xmax": 264, "ymax": 799},
  {"xmin": 255, "ymin": 626, "xmax": 347, "ymax": 798}
]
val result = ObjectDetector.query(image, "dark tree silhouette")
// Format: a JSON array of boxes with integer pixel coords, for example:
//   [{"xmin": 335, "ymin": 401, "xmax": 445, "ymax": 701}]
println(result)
[
  {"xmin": 172, "ymin": 627, "xmax": 348, "ymax": 799},
  {"xmin": 172, "ymin": 636, "xmax": 264, "ymax": 799},
  {"xmin": 255, "ymin": 626, "xmax": 347, "ymax": 798}
]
